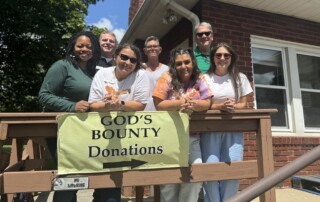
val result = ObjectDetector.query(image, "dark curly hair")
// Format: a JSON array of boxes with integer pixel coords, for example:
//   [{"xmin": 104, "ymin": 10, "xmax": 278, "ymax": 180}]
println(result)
[
  {"xmin": 65, "ymin": 31, "xmax": 101, "ymax": 77},
  {"xmin": 168, "ymin": 47, "xmax": 201, "ymax": 91}
]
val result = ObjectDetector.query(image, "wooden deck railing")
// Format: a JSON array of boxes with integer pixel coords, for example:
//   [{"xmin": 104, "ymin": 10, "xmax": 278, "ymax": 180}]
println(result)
[{"xmin": 0, "ymin": 109, "xmax": 277, "ymax": 202}]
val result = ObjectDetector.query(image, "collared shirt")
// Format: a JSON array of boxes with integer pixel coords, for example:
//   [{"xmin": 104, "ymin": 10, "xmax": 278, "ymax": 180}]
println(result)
[
  {"xmin": 194, "ymin": 47, "xmax": 210, "ymax": 73},
  {"xmin": 96, "ymin": 57, "xmax": 114, "ymax": 71}
]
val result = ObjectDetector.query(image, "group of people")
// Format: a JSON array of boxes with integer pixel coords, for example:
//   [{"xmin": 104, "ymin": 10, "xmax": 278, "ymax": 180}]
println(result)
[{"xmin": 38, "ymin": 21, "xmax": 252, "ymax": 202}]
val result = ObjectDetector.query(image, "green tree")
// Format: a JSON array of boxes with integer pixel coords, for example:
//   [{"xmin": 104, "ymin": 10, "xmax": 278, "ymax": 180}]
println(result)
[
  {"xmin": 87, "ymin": 25, "xmax": 108, "ymax": 38},
  {"xmin": 0, "ymin": 0, "xmax": 102, "ymax": 112}
]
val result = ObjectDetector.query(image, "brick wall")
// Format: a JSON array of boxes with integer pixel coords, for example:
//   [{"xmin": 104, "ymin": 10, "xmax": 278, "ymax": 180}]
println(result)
[
  {"xmin": 129, "ymin": 0, "xmax": 320, "ymax": 190},
  {"xmin": 198, "ymin": 1, "xmax": 320, "ymax": 188},
  {"xmin": 200, "ymin": 0, "xmax": 320, "ymax": 111},
  {"xmin": 201, "ymin": 0, "xmax": 320, "ymax": 76},
  {"xmin": 241, "ymin": 134, "xmax": 320, "ymax": 189},
  {"xmin": 129, "ymin": 0, "xmax": 145, "ymax": 24}
]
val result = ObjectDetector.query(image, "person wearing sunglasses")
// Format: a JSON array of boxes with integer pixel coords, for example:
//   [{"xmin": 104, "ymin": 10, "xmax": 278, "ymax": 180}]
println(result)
[
  {"xmin": 194, "ymin": 22, "xmax": 214, "ymax": 74},
  {"xmin": 88, "ymin": 43, "xmax": 149, "ymax": 201},
  {"xmin": 142, "ymin": 36, "xmax": 169, "ymax": 111},
  {"xmin": 38, "ymin": 31, "xmax": 101, "ymax": 202},
  {"xmin": 201, "ymin": 42, "xmax": 253, "ymax": 202},
  {"xmin": 96, "ymin": 30, "xmax": 118, "ymax": 71},
  {"xmin": 153, "ymin": 48, "xmax": 213, "ymax": 202}
]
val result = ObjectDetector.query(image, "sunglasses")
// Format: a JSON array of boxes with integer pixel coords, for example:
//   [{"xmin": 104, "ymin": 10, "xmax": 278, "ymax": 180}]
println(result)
[
  {"xmin": 215, "ymin": 53, "xmax": 232, "ymax": 59},
  {"xmin": 119, "ymin": 53, "xmax": 137, "ymax": 64},
  {"xmin": 196, "ymin": 32, "xmax": 211, "ymax": 37}
]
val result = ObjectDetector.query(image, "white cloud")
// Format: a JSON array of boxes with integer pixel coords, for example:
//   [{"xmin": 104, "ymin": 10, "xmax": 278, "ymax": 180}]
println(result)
[
  {"xmin": 112, "ymin": 28, "xmax": 126, "ymax": 43},
  {"xmin": 91, "ymin": 17, "xmax": 126, "ymax": 42},
  {"xmin": 92, "ymin": 18, "xmax": 113, "ymax": 30}
]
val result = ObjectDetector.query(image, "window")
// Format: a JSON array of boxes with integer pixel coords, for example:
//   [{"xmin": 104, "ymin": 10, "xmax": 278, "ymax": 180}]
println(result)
[
  {"xmin": 297, "ymin": 55, "xmax": 320, "ymax": 128},
  {"xmin": 251, "ymin": 36, "xmax": 320, "ymax": 134}
]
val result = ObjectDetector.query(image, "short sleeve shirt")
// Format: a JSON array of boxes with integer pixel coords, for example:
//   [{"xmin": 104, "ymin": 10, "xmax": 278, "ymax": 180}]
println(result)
[
  {"xmin": 89, "ymin": 66, "xmax": 149, "ymax": 104},
  {"xmin": 205, "ymin": 73, "xmax": 252, "ymax": 104},
  {"xmin": 194, "ymin": 47, "xmax": 210, "ymax": 73},
  {"xmin": 153, "ymin": 72, "xmax": 213, "ymax": 101}
]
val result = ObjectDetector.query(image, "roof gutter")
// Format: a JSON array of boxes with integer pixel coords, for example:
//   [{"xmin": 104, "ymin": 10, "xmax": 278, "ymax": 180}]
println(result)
[{"xmin": 160, "ymin": 0, "xmax": 200, "ymax": 48}]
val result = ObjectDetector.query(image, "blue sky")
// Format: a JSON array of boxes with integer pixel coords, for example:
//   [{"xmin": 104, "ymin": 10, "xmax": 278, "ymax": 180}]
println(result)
[{"xmin": 85, "ymin": 0, "xmax": 131, "ymax": 42}]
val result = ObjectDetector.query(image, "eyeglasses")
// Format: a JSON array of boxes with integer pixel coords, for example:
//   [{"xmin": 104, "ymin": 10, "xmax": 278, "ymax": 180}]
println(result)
[
  {"xmin": 215, "ymin": 53, "xmax": 232, "ymax": 59},
  {"xmin": 119, "ymin": 54, "xmax": 137, "ymax": 64},
  {"xmin": 145, "ymin": 45, "xmax": 160, "ymax": 50},
  {"xmin": 196, "ymin": 32, "xmax": 211, "ymax": 37}
]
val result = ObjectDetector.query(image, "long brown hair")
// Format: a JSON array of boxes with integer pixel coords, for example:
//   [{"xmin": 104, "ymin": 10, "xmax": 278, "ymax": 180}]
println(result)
[
  {"xmin": 208, "ymin": 42, "xmax": 241, "ymax": 101},
  {"xmin": 168, "ymin": 48, "xmax": 201, "ymax": 91}
]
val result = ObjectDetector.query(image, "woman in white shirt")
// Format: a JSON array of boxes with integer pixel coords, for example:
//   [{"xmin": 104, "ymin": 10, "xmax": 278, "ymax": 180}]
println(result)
[
  {"xmin": 88, "ymin": 43, "xmax": 149, "ymax": 202},
  {"xmin": 201, "ymin": 42, "xmax": 253, "ymax": 202}
]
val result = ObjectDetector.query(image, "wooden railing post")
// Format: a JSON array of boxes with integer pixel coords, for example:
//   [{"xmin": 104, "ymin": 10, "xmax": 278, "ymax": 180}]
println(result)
[{"xmin": 0, "ymin": 110, "xmax": 277, "ymax": 202}]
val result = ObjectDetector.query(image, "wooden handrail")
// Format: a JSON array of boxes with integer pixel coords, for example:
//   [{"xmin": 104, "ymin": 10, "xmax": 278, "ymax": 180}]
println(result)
[{"xmin": 0, "ymin": 110, "xmax": 277, "ymax": 202}]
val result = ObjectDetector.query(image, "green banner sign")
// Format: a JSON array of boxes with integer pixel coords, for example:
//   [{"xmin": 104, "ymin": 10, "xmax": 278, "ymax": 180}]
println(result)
[{"xmin": 57, "ymin": 111, "xmax": 189, "ymax": 175}]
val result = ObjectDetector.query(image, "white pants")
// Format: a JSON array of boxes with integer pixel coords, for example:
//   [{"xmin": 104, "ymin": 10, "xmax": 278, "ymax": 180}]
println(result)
[{"xmin": 160, "ymin": 136, "xmax": 202, "ymax": 202}]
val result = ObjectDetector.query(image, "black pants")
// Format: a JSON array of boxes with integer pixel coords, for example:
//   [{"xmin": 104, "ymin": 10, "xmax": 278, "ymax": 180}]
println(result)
[
  {"xmin": 47, "ymin": 138, "xmax": 78, "ymax": 202},
  {"xmin": 93, "ymin": 188, "xmax": 121, "ymax": 202}
]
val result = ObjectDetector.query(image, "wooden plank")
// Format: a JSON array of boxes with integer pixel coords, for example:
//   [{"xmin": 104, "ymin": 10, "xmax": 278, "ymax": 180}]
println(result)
[
  {"xmin": 0, "ymin": 123, "xmax": 8, "ymax": 140},
  {"xmin": 2, "ymin": 161, "xmax": 258, "ymax": 193},
  {"xmin": 5, "ymin": 159, "xmax": 47, "ymax": 172},
  {"xmin": 191, "ymin": 119, "xmax": 258, "ymax": 132},
  {"xmin": 3, "ymin": 170, "xmax": 54, "ymax": 193},
  {"xmin": 1, "ymin": 120, "xmax": 57, "ymax": 124},
  {"xmin": 190, "ymin": 109, "xmax": 278, "ymax": 121},
  {"xmin": 0, "ymin": 174, "xmax": 3, "ymax": 194},
  {"xmin": 191, "ymin": 113, "xmax": 273, "ymax": 121},
  {"xmin": 0, "ymin": 110, "xmax": 278, "ymax": 121},
  {"xmin": 256, "ymin": 118, "xmax": 276, "ymax": 202},
  {"xmin": 7, "ymin": 124, "xmax": 57, "ymax": 138},
  {"xmin": 8, "ymin": 139, "xmax": 23, "ymax": 166},
  {"xmin": 0, "ymin": 113, "xmax": 60, "ymax": 118}
]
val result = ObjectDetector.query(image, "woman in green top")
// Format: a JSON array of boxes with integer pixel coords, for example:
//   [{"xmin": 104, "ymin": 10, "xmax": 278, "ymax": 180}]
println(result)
[
  {"xmin": 39, "ymin": 31, "xmax": 100, "ymax": 112},
  {"xmin": 38, "ymin": 31, "xmax": 100, "ymax": 202}
]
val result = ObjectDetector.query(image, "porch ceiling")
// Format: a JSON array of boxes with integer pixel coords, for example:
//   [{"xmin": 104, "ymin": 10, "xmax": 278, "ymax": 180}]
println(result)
[
  {"xmin": 122, "ymin": 0, "xmax": 198, "ymax": 43},
  {"xmin": 218, "ymin": 0, "xmax": 320, "ymax": 23},
  {"xmin": 122, "ymin": 0, "xmax": 320, "ymax": 43}
]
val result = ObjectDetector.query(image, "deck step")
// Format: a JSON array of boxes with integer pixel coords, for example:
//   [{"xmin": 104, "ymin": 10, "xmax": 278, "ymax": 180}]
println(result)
[{"xmin": 291, "ymin": 175, "xmax": 320, "ymax": 195}]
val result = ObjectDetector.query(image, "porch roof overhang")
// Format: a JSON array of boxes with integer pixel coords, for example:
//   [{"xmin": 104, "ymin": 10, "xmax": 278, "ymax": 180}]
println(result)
[{"xmin": 121, "ymin": 0, "xmax": 320, "ymax": 43}]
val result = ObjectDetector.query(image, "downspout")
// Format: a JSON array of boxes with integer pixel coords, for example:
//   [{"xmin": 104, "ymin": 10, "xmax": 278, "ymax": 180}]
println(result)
[{"xmin": 160, "ymin": 0, "xmax": 200, "ymax": 49}]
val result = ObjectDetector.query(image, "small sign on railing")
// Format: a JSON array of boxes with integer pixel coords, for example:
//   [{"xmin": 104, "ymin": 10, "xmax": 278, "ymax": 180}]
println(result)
[{"xmin": 53, "ymin": 177, "xmax": 89, "ymax": 190}]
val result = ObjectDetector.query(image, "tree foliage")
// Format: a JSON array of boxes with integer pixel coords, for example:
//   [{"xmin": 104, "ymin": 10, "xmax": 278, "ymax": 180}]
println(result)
[
  {"xmin": 0, "ymin": 0, "xmax": 102, "ymax": 112},
  {"xmin": 87, "ymin": 25, "xmax": 108, "ymax": 38}
]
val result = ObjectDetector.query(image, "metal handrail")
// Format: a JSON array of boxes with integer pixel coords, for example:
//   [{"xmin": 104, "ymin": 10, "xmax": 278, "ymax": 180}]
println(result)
[{"xmin": 226, "ymin": 145, "xmax": 320, "ymax": 202}]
